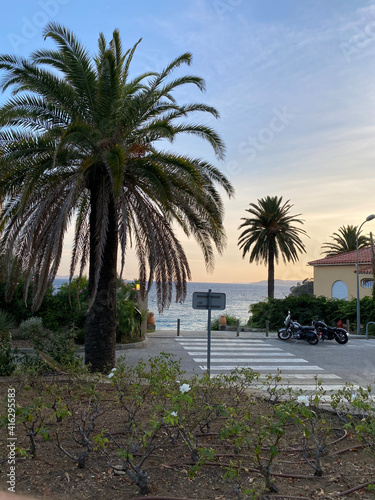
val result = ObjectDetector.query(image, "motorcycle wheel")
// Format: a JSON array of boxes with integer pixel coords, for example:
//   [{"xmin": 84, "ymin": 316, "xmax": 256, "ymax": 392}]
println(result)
[
  {"xmin": 306, "ymin": 334, "xmax": 319, "ymax": 345},
  {"xmin": 278, "ymin": 328, "xmax": 291, "ymax": 340},
  {"xmin": 334, "ymin": 332, "xmax": 348, "ymax": 344}
]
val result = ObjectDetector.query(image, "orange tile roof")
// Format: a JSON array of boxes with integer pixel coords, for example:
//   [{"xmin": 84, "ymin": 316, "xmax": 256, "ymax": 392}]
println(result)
[
  {"xmin": 308, "ymin": 247, "xmax": 374, "ymax": 266},
  {"xmin": 357, "ymin": 265, "xmax": 374, "ymax": 275}
]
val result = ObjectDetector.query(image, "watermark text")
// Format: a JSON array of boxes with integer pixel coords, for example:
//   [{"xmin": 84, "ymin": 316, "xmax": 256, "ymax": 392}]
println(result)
[{"xmin": 7, "ymin": 387, "xmax": 17, "ymax": 492}]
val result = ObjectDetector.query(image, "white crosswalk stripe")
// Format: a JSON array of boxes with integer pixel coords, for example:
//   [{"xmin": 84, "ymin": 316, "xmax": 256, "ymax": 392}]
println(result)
[
  {"xmin": 186, "ymin": 347, "xmax": 281, "ymax": 351},
  {"xmin": 193, "ymin": 357, "xmax": 307, "ymax": 363},
  {"xmin": 198, "ymin": 365, "xmax": 323, "ymax": 371},
  {"xmin": 175, "ymin": 337, "xmax": 360, "ymax": 396}
]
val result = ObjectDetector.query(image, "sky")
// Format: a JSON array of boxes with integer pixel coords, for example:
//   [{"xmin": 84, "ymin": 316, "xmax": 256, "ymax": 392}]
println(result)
[{"xmin": 1, "ymin": 0, "xmax": 375, "ymax": 283}]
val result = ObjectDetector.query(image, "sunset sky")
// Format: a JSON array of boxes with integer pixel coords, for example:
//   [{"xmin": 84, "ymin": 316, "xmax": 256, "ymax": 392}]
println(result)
[{"xmin": 1, "ymin": 0, "xmax": 375, "ymax": 283}]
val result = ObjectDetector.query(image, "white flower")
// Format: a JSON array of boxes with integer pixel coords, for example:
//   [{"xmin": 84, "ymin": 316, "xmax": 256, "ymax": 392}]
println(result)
[
  {"xmin": 297, "ymin": 395, "xmax": 309, "ymax": 406},
  {"xmin": 179, "ymin": 383, "xmax": 191, "ymax": 394},
  {"xmin": 108, "ymin": 372, "xmax": 115, "ymax": 379},
  {"xmin": 171, "ymin": 411, "xmax": 177, "ymax": 417},
  {"xmin": 351, "ymin": 392, "xmax": 357, "ymax": 402},
  {"xmin": 111, "ymin": 368, "xmax": 117, "ymax": 372}
]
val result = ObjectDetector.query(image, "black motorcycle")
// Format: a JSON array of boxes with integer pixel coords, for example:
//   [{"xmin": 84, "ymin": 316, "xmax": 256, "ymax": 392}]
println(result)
[
  {"xmin": 278, "ymin": 312, "xmax": 319, "ymax": 345},
  {"xmin": 312, "ymin": 318, "xmax": 349, "ymax": 344}
]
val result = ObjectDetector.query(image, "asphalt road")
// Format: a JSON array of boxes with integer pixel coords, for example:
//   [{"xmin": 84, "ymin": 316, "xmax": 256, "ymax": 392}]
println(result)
[{"xmin": 116, "ymin": 330, "xmax": 375, "ymax": 393}]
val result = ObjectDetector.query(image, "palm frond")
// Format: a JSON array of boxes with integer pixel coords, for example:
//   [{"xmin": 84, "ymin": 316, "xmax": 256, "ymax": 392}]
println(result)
[
  {"xmin": 321, "ymin": 225, "xmax": 369, "ymax": 256},
  {"xmin": 238, "ymin": 196, "xmax": 307, "ymax": 272},
  {"xmin": 0, "ymin": 25, "xmax": 232, "ymax": 318}
]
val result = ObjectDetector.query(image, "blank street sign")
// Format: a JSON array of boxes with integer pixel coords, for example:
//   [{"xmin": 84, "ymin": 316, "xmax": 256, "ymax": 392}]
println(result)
[{"xmin": 192, "ymin": 291, "xmax": 226, "ymax": 310}]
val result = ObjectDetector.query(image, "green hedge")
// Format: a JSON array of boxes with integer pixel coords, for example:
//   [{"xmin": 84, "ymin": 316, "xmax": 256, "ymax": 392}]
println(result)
[
  {"xmin": 0, "ymin": 277, "xmax": 88, "ymax": 330},
  {"xmin": 211, "ymin": 313, "xmax": 239, "ymax": 331},
  {"xmin": 0, "ymin": 280, "xmax": 54, "ymax": 325},
  {"xmin": 0, "ymin": 277, "xmax": 143, "ymax": 342},
  {"xmin": 249, "ymin": 294, "xmax": 375, "ymax": 331}
]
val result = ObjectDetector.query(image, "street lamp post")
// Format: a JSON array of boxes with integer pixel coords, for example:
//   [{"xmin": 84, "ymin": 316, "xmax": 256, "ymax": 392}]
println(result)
[{"xmin": 356, "ymin": 214, "xmax": 375, "ymax": 335}]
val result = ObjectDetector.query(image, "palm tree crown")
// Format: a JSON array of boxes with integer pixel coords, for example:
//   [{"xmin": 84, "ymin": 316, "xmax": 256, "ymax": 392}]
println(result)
[
  {"xmin": 0, "ymin": 24, "xmax": 234, "ymax": 371},
  {"xmin": 321, "ymin": 225, "xmax": 370, "ymax": 257},
  {"xmin": 238, "ymin": 196, "xmax": 307, "ymax": 298}
]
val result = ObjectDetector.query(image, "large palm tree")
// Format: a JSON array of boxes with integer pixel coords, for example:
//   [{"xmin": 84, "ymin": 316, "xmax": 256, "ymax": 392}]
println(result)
[
  {"xmin": 238, "ymin": 196, "xmax": 307, "ymax": 299},
  {"xmin": 321, "ymin": 225, "xmax": 369, "ymax": 257},
  {"xmin": 0, "ymin": 24, "xmax": 234, "ymax": 372}
]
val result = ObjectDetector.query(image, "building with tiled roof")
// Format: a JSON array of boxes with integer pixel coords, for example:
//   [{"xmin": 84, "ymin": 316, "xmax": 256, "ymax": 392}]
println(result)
[{"xmin": 308, "ymin": 247, "xmax": 374, "ymax": 299}]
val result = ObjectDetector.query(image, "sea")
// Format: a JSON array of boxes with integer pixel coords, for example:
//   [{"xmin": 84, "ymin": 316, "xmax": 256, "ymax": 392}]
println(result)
[{"xmin": 53, "ymin": 279, "xmax": 294, "ymax": 331}]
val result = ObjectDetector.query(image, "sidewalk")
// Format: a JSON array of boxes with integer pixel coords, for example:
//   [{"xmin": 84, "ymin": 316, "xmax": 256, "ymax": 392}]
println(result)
[
  {"xmin": 14, "ymin": 330, "xmax": 371, "ymax": 356},
  {"xmin": 150, "ymin": 329, "xmax": 278, "ymax": 339},
  {"xmin": 149, "ymin": 329, "xmax": 368, "ymax": 341}
]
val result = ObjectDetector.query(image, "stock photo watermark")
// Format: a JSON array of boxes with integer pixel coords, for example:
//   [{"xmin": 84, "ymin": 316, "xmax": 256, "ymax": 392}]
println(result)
[
  {"xmin": 340, "ymin": 13, "xmax": 375, "ymax": 63},
  {"xmin": 6, "ymin": 387, "xmax": 17, "ymax": 492},
  {"xmin": 8, "ymin": 0, "xmax": 70, "ymax": 52},
  {"xmin": 213, "ymin": 0, "xmax": 244, "ymax": 21},
  {"xmin": 222, "ymin": 106, "xmax": 296, "ymax": 179}
]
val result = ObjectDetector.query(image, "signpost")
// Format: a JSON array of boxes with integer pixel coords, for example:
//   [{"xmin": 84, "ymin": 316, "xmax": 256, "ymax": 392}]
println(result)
[{"xmin": 192, "ymin": 289, "xmax": 226, "ymax": 374}]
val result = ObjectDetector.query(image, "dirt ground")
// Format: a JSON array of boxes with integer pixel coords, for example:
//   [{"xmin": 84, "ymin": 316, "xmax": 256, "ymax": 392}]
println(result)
[{"xmin": 1, "ymin": 373, "xmax": 374, "ymax": 500}]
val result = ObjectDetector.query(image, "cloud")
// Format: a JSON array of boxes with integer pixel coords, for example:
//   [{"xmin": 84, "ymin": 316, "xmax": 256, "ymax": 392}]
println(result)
[{"xmin": 2, "ymin": 1, "xmax": 375, "ymax": 283}]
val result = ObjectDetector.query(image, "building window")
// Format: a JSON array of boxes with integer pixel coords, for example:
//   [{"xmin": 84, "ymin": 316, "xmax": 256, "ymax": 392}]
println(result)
[
  {"xmin": 332, "ymin": 280, "xmax": 348, "ymax": 300},
  {"xmin": 361, "ymin": 279, "xmax": 374, "ymax": 289}
]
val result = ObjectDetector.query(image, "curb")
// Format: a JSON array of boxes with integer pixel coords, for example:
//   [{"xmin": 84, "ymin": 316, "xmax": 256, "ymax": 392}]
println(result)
[
  {"xmin": 76, "ymin": 334, "xmax": 150, "ymax": 352},
  {"xmin": 13, "ymin": 335, "xmax": 150, "ymax": 354}
]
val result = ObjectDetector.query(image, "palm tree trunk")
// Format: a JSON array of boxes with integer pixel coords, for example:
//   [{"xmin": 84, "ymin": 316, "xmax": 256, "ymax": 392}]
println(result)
[
  {"xmin": 268, "ymin": 244, "xmax": 275, "ymax": 299},
  {"xmin": 85, "ymin": 173, "xmax": 118, "ymax": 372}
]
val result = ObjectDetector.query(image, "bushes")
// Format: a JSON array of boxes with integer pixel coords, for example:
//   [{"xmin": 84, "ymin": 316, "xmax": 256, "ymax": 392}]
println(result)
[
  {"xmin": 19, "ymin": 316, "xmax": 78, "ymax": 365},
  {"xmin": 4, "ymin": 359, "xmax": 375, "ymax": 497},
  {"xmin": 0, "ymin": 280, "xmax": 53, "ymax": 325},
  {"xmin": 211, "ymin": 313, "xmax": 239, "ymax": 330},
  {"xmin": 289, "ymin": 278, "xmax": 314, "ymax": 297},
  {"xmin": 0, "ymin": 277, "xmax": 145, "ymax": 343},
  {"xmin": 0, "ymin": 277, "xmax": 88, "ymax": 331},
  {"xmin": 0, "ymin": 309, "xmax": 17, "ymax": 375},
  {"xmin": 116, "ymin": 280, "xmax": 144, "ymax": 342},
  {"xmin": 249, "ymin": 295, "xmax": 375, "ymax": 331},
  {"xmin": 43, "ymin": 277, "xmax": 89, "ymax": 330},
  {"xmin": 19, "ymin": 316, "xmax": 44, "ymax": 338},
  {"xmin": 0, "ymin": 333, "xmax": 16, "ymax": 376}
]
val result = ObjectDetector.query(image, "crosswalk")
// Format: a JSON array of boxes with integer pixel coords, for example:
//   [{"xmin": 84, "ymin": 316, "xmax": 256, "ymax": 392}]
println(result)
[{"xmin": 176, "ymin": 337, "xmax": 359, "ymax": 395}]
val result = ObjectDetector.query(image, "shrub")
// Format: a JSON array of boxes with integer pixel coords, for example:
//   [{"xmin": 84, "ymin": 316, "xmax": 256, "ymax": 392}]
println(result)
[
  {"xmin": 248, "ymin": 295, "xmax": 375, "ymax": 331},
  {"xmin": 74, "ymin": 328, "xmax": 85, "ymax": 344},
  {"xmin": 0, "ymin": 333, "xmax": 16, "ymax": 376},
  {"xmin": 289, "ymin": 278, "xmax": 314, "ymax": 297},
  {"xmin": 0, "ymin": 308, "xmax": 16, "ymax": 332},
  {"xmin": 116, "ymin": 280, "xmax": 145, "ymax": 342},
  {"xmin": 0, "ymin": 310, "xmax": 17, "ymax": 376},
  {"xmin": 42, "ymin": 276, "xmax": 89, "ymax": 330},
  {"xmin": 19, "ymin": 317, "xmax": 78, "ymax": 365},
  {"xmin": 19, "ymin": 316, "xmax": 44, "ymax": 339},
  {"xmin": 0, "ymin": 277, "xmax": 89, "ymax": 331},
  {"xmin": 0, "ymin": 280, "xmax": 38, "ymax": 324},
  {"xmin": 0, "ymin": 276, "xmax": 147, "ymax": 343},
  {"xmin": 211, "ymin": 313, "xmax": 239, "ymax": 330}
]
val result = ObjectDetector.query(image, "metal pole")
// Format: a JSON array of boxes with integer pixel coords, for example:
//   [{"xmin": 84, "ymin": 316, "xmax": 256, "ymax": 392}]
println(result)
[
  {"xmin": 356, "ymin": 225, "xmax": 362, "ymax": 335},
  {"xmin": 356, "ymin": 215, "xmax": 375, "ymax": 335},
  {"xmin": 236, "ymin": 319, "xmax": 240, "ymax": 337},
  {"xmin": 177, "ymin": 318, "xmax": 180, "ymax": 337},
  {"xmin": 266, "ymin": 320, "xmax": 269, "ymax": 337},
  {"xmin": 207, "ymin": 289, "xmax": 212, "ymax": 375}
]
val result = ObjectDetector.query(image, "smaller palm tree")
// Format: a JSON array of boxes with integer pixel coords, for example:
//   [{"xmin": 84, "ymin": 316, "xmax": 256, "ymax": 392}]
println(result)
[
  {"xmin": 0, "ymin": 309, "xmax": 16, "ymax": 335},
  {"xmin": 238, "ymin": 196, "xmax": 307, "ymax": 299},
  {"xmin": 321, "ymin": 225, "xmax": 369, "ymax": 257}
]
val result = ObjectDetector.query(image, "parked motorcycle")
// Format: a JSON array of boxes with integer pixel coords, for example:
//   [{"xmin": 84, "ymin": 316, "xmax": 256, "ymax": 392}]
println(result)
[
  {"xmin": 278, "ymin": 312, "xmax": 319, "ymax": 345},
  {"xmin": 312, "ymin": 318, "xmax": 349, "ymax": 344}
]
